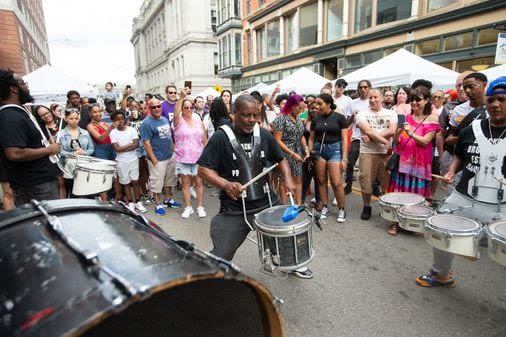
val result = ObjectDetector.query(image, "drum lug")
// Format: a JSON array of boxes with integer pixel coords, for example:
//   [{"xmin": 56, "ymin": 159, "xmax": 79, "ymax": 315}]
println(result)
[
  {"xmin": 103, "ymin": 173, "xmax": 106, "ymax": 184},
  {"xmin": 445, "ymin": 233, "xmax": 453, "ymax": 248},
  {"xmin": 87, "ymin": 172, "xmax": 90, "ymax": 183},
  {"xmin": 490, "ymin": 240, "xmax": 497, "ymax": 254}
]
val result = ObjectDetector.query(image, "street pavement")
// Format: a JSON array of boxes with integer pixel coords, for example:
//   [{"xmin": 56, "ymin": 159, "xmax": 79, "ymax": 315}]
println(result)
[{"xmin": 145, "ymin": 184, "xmax": 506, "ymax": 337}]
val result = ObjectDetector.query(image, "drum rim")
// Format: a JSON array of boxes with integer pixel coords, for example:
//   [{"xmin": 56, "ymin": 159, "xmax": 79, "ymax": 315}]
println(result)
[
  {"xmin": 397, "ymin": 205, "xmax": 434, "ymax": 219},
  {"xmin": 485, "ymin": 222, "xmax": 506, "ymax": 244},
  {"xmin": 75, "ymin": 163, "xmax": 117, "ymax": 173},
  {"xmin": 379, "ymin": 192, "xmax": 425, "ymax": 206},
  {"xmin": 254, "ymin": 205, "xmax": 312, "ymax": 233},
  {"xmin": 425, "ymin": 215, "xmax": 482, "ymax": 235}
]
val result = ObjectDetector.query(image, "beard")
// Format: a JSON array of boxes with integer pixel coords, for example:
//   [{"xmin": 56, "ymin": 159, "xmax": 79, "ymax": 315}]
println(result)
[{"xmin": 19, "ymin": 87, "xmax": 34, "ymax": 104}]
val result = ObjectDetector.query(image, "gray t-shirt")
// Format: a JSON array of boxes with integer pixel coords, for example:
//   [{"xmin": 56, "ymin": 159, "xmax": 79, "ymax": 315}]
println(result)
[{"xmin": 356, "ymin": 107, "xmax": 397, "ymax": 154}]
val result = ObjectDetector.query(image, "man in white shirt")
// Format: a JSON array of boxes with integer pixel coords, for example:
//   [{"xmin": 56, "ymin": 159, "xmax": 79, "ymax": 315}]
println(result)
[
  {"xmin": 355, "ymin": 89, "xmax": 397, "ymax": 220},
  {"xmin": 344, "ymin": 80, "xmax": 371, "ymax": 194}
]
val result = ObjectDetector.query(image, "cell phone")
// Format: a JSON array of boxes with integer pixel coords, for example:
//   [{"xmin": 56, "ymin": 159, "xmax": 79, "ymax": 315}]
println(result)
[
  {"xmin": 397, "ymin": 114, "xmax": 406, "ymax": 127},
  {"xmin": 184, "ymin": 81, "xmax": 192, "ymax": 89}
]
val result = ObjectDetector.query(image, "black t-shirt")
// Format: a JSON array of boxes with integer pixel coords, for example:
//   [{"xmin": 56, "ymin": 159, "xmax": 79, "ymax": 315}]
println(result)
[
  {"xmin": 310, "ymin": 112, "xmax": 348, "ymax": 144},
  {"xmin": 0, "ymin": 105, "xmax": 59, "ymax": 189},
  {"xmin": 197, "ymin": 127, "xmax": 284, "ymax": 212},
  {"xmin": 455, "ymin": 119, "xmax": 506, "ymax": 198}
]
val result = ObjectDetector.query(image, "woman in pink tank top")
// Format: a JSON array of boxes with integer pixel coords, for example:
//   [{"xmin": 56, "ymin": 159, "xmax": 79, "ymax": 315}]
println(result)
[{"xmin": 173, "ymin": 89, "xmax": 208, "ymax": 219}]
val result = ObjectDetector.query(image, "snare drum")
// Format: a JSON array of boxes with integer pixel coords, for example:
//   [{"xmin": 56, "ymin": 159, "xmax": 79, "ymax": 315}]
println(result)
[
  {"xmin": 425, "ymin": 214, "xmax": 482, "ymax": 258},
  {"xmin": 379, "ymin": 192, "xmax": 426, "ymax": 222},
  {"xmin": 255, "ymin": 205, "xmax": 314, "ymax": 271},
  {"xmin": 397, "ymin": 205, "xmax": 435, "ymax": 233},
  {"xmin": 63, "ymin": 154, "xmax": 79, "ymax": 179},
  {"xmin": 0, "ymin": 199, "xmax": 284, "ymax": 337},
  {"xmin": 485, "ymin": 220, "xmax": 506, "ymax": 266},
  {"xmin": 73, "ymin": 162, "xmax": 117, "ymax": 195}
]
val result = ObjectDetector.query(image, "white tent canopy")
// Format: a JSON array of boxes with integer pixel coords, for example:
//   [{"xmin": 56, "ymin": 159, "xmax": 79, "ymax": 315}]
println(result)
[
  {"xmin": 480, "ymin": 64, "xmax": 506, "ymax": 81},
  {"xmin": 266, "ymin": 67, "xmax": 329, "ymax": 95},
  {"xmin": 232, "ymin": 82, "xmax": 270, "ymax": 100},
  {"xmin": 340, "ymin": 49, "xmax": 459, "ymax": 90},
  {"xmin": 23, "ymin": 64, "xmax": 98, "ymax": 104},
  {"xmin": 195, "ymin": 87, "xmax": 220, "ymax": 99}
]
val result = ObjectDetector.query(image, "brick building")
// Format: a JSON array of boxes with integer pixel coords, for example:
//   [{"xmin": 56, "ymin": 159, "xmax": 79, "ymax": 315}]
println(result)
[{"xmin": 0, "ymin": 0, "xmax": 50, "ymax": 75}]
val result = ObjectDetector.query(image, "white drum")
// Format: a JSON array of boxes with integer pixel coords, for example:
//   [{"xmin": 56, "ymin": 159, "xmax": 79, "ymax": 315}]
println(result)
[
  {"xmin": 485, "ymin": 220, "xmax": 506, "ymax": 266},
  {"xmin": 73, "ymin": 162, "xmax": 117, "ymax": 196},
  {"xmin": 77, "ymin": 155, "xmax": 116, "ymax": 167},
  {"xmin": 397, "ymin": 205, "xmax": 435, "ymax": 233},
  {"xmin": 62, "ymin": 154, "xmax": 78, "ymax": 179},
  {"xmin": 425, "ymin": 215, "xmax": 482, "ymax": 258},
  {"xmin": 378, "ymin": 192, "xmax": 425, "ymax": 222}
]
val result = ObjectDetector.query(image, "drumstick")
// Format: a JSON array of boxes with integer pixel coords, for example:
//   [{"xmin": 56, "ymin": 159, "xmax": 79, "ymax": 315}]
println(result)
[
  {"xmin": 494, "ymin": 177, "xmax": 506, "ymax": 186},
  {"xmin": 241, "ymin": 163, "xmax": 278, "ymax": 190},
  {"xmin": 431, "ymin": 174, "xmax": 446, "ymax": 180},
  {"xmin": 56, "ymin": 116, "xmax": 64, "ymax": 143}
]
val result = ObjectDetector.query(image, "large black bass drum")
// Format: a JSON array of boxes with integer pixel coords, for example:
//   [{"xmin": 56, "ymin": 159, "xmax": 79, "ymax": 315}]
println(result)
[{"xmin": 0, "ymin": 199, "xmax": 284, "ymax": 337}]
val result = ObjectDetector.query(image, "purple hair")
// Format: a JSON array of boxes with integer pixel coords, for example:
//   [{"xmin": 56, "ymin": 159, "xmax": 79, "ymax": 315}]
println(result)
[{"xmin": 281, "ymin": 94, "xmax": 303, "ymax": 115}]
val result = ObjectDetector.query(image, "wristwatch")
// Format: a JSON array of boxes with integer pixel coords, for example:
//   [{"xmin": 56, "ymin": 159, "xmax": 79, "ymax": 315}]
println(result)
[{"xmin": 408, "ymin": 130, "xmax": 414, "ymax": 137}]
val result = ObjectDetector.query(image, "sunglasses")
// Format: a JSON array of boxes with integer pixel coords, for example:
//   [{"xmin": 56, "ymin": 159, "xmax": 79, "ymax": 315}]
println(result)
[
  {"xmin": 359, "ymin": 86, "xmax": 369, "ymax": 89},
  {"xmin": 65, "ymin": 108, "xmax": 79, "ymax": 113},
  {"xmin": 150, "ymin": 105, "xmax": 162, "ymax": 109},
  {"xmin": 183, "ymin": 106, "xmax": 192, "ymax": 109},
  {"xmin": 409, "ymin": 96, "xmax": 424, "ymax": 102},
  {"xmin": 337, "ymin": 84, "xmax": 346, "ymax": 88},
  {"xmin": 167, "ymin": 91, "xmax": 177, "ymax": 94}
]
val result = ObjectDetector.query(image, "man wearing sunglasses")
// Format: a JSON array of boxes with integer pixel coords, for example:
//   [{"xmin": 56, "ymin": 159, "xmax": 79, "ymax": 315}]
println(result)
[
  {"xmin": 0, "ymin": 69, "xmax": 60, "ymax": 205},
  {"xmin": 161, "ymin": 85, "xmax": 178, "ymax": 122},
  {"xmin": 140, "ymin": 98, "xmax": 181, "ymax": 215}
]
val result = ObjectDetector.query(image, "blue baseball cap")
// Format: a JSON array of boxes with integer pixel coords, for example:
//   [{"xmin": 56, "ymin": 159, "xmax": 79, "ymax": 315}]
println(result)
[{"xmin": 486, "ymin": 76, "xmax": 506, "ymax": 96}]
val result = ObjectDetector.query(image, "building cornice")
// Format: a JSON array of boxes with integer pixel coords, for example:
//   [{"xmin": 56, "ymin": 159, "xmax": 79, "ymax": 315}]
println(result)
[
  {"xmin": 241, "ymin": 0, "xmax": 505, "ymax": 73},
  {"xmin": 245, "ymin": 0, "xmax": 292, "ymax": 23}
]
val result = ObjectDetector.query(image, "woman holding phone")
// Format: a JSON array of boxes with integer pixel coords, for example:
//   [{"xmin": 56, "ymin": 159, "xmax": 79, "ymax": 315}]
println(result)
[{"xmin": 386, "ymin": 87, "xmax": 440, "ymax": 235}]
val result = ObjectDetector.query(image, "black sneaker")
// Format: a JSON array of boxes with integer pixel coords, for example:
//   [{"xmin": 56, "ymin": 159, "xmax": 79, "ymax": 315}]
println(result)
[
  {"xmin": 344, "ymin": 184, "xmax": 352, "ymax": 195},
  {"xmin": 292, "ymin": 268, "xmax": 313, "ymax": 279},
  {"xmin": 361, "ymin": 206, "xmax": 372, "ymax": 220}
]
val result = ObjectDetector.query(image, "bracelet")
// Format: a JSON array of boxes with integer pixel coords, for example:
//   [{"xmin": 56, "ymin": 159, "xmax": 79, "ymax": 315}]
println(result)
[{"xmin": 408, "ymin": 130, "xmax": 414, "ymax": 137}]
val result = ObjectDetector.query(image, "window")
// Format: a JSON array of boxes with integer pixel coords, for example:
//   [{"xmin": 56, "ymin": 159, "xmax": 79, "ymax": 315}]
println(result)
[
  {"xmin": 299, "ymin": 3, "xmax": 317, "ymax": 47},
  {"xmin": 428, "ymin": 0, "xmax": 457, "ymax": 12},
  {"xmin": 416, "ymin": 38, "xmax": 440, "ymax": 55},
  {"xmin": 477, "ymin": 27, "xmax": 498, "ymax": 46},
  {"xmin": 220, "ymin": 0, "xmax": 227, "ymax": 24},
  {"xmin": 377, "ymin": 0, "xmax": 411, "ymax": 25},
  {"xmin": 257, "ymin": 27, "xmax": 266, "ymax": 61},
  {"xmin": 346, "ymin": 54, "xmax": 362, "ymax": 68},
  {"xmin": 456, "ymin": 56, "xmax": 495, "ymax": 73},
  {"xmin": 214, "ymin": 52, "xmax": 219, "ymax": 74},
  {"xmin": 247, "ymin": 33, "xmax": 253, "ymax": 65},
  {"xmin": 286, "ymin": 12, "xmax": 298, "ymax": 52},
  {"xmin": 327, "ymin": 0, "xmax": 344, "ymax": 41},
  {"xmin": 223, "ymin": 36, "xmax": 229, "ymax": 67},
  {"xmin": 444, "ymin": 32, "xmax": 473, "ymax": 51},
  {"xmin": 354, "ymin": 0, "xmax": 372, "ymax": 33},
  {"xmin": 383, "ymin": 46, "xmax": 400, "ymax": 56},
  {"xmin": 363, "ymin": 50, "xmax": 382, "ymax": 64},
  {"xmin": 235, "ymin": 33, "xmax": 242, "ymax": 65},
  {"xmin": 267, "ymin": 21, "xmax": 280, "ymax": 57},
  {"xmin": 233, "ymin": 0, "xmax": 240, "ymax": 17},
  {"xmin": 211, "ymin": 10, "xmax": 217, "ymax": 32}
]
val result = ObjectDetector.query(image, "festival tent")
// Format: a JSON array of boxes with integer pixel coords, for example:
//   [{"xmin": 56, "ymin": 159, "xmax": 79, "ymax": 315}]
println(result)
[
  {"xmin": 341, "ymin": 49, "xmax": 459, "ymax": 90},
  {"xmin": 266, "ymin": 67, "xmax": 329, "ymax": 95},
  {"xmin": 23, "ymin": 64, "xmax": 98, "ymax": 104},
  {"xmin": 196, "ymin": 87, "xmax": 220, "ymax": 99},
  {"xmin": 480, "ymin": 64, "xmax": 506, "ymax": 81},
  {"xmin": 232, "ymin": 82, "xmax": 270, "ymax": 100}
]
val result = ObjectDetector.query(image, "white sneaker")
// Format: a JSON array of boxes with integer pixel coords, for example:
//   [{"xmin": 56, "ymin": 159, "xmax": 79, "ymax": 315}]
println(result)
[
  {"xmin": 181, "ymin": 206, "xmax": 194, "ymax": 219},
  {"xmin": 190, "ymin": 187, "xmax": 197, "ymax": 199},
  {"xmin": 332, "ymin": 198, "xmax": 338, "ymax": 206},
  {"xmin": 320, "ymin": 206, "xmax": 329, "ymax": 219},
  {"xmin": 128, "ymin": 202, "xmax": 136, "ymax": 212},
  {"xmin": 197, "ymin": 206, "xmax": 206, "ymax": 218},
  {"xmin": 135, "ymin": 201, "xmax": 147, "ymax": 213},
  {"xmin": 337, "ymin": 208, "xmax": 346, "ymax": 223}
]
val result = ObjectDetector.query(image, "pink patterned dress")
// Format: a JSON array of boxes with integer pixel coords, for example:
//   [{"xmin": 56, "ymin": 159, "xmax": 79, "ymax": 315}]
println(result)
[{"xmin": 387, "ymin": 113, "xmax": 441, "ymax": 198}]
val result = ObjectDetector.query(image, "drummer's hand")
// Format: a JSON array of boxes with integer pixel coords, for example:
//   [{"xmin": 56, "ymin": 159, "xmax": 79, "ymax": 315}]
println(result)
[
  {"xmin": 223, "ymin": 181, "xmax": 244, "ymax": 200},
  {"xmin": 362, "ymin": 135, "xmax": 370, "ymax": 143},
  {"xmin": 291, "ymin": 152, "xmax": 303, "ymax": 163},
  {"xmin": 47, "ymin": 143, "xmax": 60, "ymax": 155},
  {"xmin": 444, "ymin": 171, "xmax": 455, "ymax": 184}
]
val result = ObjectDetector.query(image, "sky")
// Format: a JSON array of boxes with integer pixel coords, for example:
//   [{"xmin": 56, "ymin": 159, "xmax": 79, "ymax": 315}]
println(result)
[{"xmin": 42, "ymin": 0, "xmax": 144, "ymax": 86}]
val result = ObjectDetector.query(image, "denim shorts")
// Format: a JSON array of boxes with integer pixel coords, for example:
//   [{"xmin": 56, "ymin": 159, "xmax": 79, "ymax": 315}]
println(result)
[
  {"xmin": 313, "ymin": 141, "xmax": 342, "ymax": 163},
  {"xmin": 94, "ymin": 143, "xmax": 115, "ymax": 161},
  {"xmin": 175, "ymin": 162, "xmax": 198, "ymax": 176}
]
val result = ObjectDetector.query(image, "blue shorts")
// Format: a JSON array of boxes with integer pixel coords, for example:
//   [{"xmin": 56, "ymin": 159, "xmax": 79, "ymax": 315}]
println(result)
[
  {"xmin": 94, "ymin": 143, "xmax": 115, "ymax": 161},
  {"xmin": 313, "ymin": 141, "xmax": 342, "ymax": 163},
  {"xmin": 175, "ymin": 162, "xmax": 198, "ymax": 176}
]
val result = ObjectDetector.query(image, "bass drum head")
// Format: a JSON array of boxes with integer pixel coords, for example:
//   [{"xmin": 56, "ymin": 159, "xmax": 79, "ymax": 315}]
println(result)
[
  {"xmin": 379, "ymin": 192, "xmax": 425, "ymax": 206},
  {"xmin": 487, "ymin": 220, "xmax": 506, "ymax": 243},
  {"xmin": 426, "ymin": 214, "xmax": 480, "ymax": 233},
  {"xmin": 255, "ymin": 205, "xmax": 311, "ymax": 234},
  {"xmin": 0, "ymin": 200, "xmax": 284, "ymax": 337}
]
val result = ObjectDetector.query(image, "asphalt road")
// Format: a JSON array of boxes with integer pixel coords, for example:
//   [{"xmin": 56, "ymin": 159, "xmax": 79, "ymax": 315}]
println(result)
[{"xmin": 146, "ymin": 184, "xmax": 506, "ymax": 337}]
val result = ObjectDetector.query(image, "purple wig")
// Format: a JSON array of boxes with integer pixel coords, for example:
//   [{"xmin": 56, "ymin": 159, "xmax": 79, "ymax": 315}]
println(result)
[{"xmin": 281, "ymin": 94, "xmax": 304, "ymax": 115}]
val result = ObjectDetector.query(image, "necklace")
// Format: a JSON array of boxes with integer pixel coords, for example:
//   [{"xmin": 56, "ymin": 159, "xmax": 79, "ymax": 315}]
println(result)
[{"xmin": 488, "ymin": 119, "xmax": 506, "ymax": 144}]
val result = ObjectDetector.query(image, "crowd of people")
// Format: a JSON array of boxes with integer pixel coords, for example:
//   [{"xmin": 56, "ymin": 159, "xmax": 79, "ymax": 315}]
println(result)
[{"xmin": 0, "ymin": 67, "xmax": 504, "ymax": 283}]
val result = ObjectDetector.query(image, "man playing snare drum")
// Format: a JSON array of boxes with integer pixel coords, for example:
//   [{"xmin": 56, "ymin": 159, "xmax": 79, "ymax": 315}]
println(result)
[
  {"xmin": 197, "ymin": 95, "xmax": 314, "ymax": 278},
  {"xmin": 416, "ymin": 76, "xmax": 506, "ymax": 287}
]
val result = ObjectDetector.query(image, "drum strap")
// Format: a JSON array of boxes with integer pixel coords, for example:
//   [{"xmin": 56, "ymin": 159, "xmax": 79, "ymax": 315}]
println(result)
[{"xmin": 470, "ymin": 119, "xmax": 506, "ymax": 203}]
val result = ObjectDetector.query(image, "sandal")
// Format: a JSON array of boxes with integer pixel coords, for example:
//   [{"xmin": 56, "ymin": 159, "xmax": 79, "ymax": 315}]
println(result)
[{"xmin": 388, "ymin": 223, "xmax": 399, "ymax": 236}]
